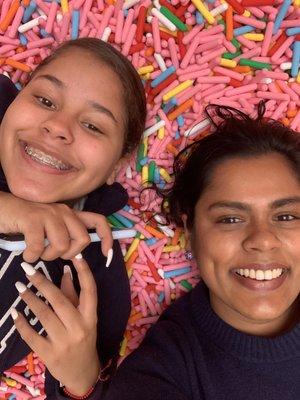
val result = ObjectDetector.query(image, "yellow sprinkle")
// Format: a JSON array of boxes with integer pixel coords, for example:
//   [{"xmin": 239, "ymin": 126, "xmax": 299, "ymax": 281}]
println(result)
[
  {"xmin": 179, "ymin": 233, "xmax": 186, "ymax": 249},
  {"xmin": 140, "ymin": 72, "xmax": 151, "ymax": 80},
  {"xmin": 2, "ymin": 377, "xmax": 17, "ymax": 387},
  {"xmin": 158, "ymin": 126, "xmax": 165, "ymax": 139},
  {"xmin": 191, "ymin": 0, "xmax": 215, "ymax": 24},
  {"xmin": 159, "ymin": 167, "xmax": 172, "ymax": 183},
  {"xmin": 124, "ymin": 237, "xmax": 140, "ymax": 262},
  {"xmin": 220, "ymin": 58, "xmax": 237, "ymax": 68},
  {"xmin": 163, "ymin": 80, "xmax": 194, "ymax": 102},
  {"xmin": 138, "ymin": 65, "xmax": 154, "ymax": 75},
  {"xmin": 242, "ymin": 10, "xmax": 251, "ymax": 17},
  {"xmin": 142, "ymin": 165, "xmax": 148, "ymax": 186},
  {"xmin": 294, "ymin": 0, "xmax": 300, "ymax": 6},
  {"xmin": 119, "ymin": 336, "xmax": 127, "ymax": 357},
  {"xmin": 296, "ymin": 71, "xmax": 300, "ymax": 84},
  {"xmin": 163, "ymin": 245, "xmax": 181, "ymax": 252},
  {"xmin": 127, "ymin": 267, "xmax": 133, "ymax": 278},
  {"xmin": 159, "ymin": 26, "xmax": 177, "ymax": 37},
  {"xmin": 143, "ymin": 137, "xmax": 148, "ymax": 156},
  {"xmin": 243, "ymin": 33, "xmax": 264, "ymax": 41},
  {"xmin": 61, "ymin": 0, "xmax": 69, "ymax": 13}
]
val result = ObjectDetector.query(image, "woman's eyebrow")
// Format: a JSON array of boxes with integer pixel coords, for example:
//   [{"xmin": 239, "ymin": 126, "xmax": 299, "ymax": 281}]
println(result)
[
  {"xmin": 32, "ymin": 74, "xmax": 118, "ymax": 125},
  {"xmin": 208, "ymin": 197, "xmax": 300, "ymax": 212}
]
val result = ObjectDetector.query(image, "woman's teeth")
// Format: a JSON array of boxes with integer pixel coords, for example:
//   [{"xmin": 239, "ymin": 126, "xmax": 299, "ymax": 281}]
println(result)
[
  {"xmin": 25, "ymin": 145, "xmax": 71, "ymax": 170},
  {"xmin": 236, "ymin": 268, "xmax": 284, "ymax": 281}
]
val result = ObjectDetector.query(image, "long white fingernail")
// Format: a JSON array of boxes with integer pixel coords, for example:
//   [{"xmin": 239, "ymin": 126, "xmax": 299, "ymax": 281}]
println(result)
[
  {"xmin": 11, "ymin": 308, "xmax": 18, "ymax": 320},
  {"xmin": 64, "ymin": 265, "xmax": 73, "ymax": 280},
  {"xmin": 21, "ymin": 262, "xmax": 36, "ymax": 276},
  {"xmin": 75, "ymin": 253, "xmax": 82, "ymax": 260},
  {"xmin": 15, "ymin": 281, "xmax": 27, "ymax": 294},
  {"xmin": 106, "ymin": 248, "xmax": 113, "ymax": 268}
]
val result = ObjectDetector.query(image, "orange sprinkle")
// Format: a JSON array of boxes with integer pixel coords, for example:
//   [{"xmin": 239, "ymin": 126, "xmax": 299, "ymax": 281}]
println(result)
[
  {"xmin": 147, "ymin": 259, "xmax": 161, "ymax": 282},
  {"xmin": 27, "ymin": 352, "xmax": 35, "ymax": 375},
  {"xmin": 145, "ymin": 46, "xmax": 154, "ymax": 57},
  {"xmin": 125, "ymin": 250, "xmax": 138, "ymax": 269},
  {"xmin": 128, "ymin": 312, "xmax": 143, "ymax": 325},
  {"xmin": 166, "ymin": 143, "xmax": 179, "ymax": 156},
  {"xmin": 0, "ymin": 58, "xmax": 5, "ymax": 67},
  {"xmin": 232, "ymin": 65, "xmax": 251, "ymax": 74},
  {"xmin": 0, "ymin": 0, "xmax": 20, "ymax": 32},
  {"xmin": 6, "ymin": 58, "xmax": 31, "ymax": 72},
  {"xmin": 145, "ymin": 225, "xmax": 165, "ymax": 239},
  {"xmin": 287, "ymin": 109, "xmax": 297, "ymax": 118},
  {"xmin": 225, "ymin": 5, "xmax": 233, "ymax": 41},
  {"xmin": 167, "ymin": 98, "xmax": 194, "ymax": 121},
  {"xmin": 171, "ymin": 228, "xmax": 182, "ymax": 246},
  {"xmin": 281, "ymin": 117, "xmax": 290, "ymax": 126},
  {"xmin": 16, "ymin": 46, "xmax": 25, "ymax": 53},
  {"xmin": 22, "ymin": 0, "xmax": 30, "ymax": 6}
]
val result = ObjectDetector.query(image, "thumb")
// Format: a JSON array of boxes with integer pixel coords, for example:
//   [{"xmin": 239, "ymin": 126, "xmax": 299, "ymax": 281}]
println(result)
[{"xmin": 61, "ymin": 265, "xmax": 79, "ymax": 307}]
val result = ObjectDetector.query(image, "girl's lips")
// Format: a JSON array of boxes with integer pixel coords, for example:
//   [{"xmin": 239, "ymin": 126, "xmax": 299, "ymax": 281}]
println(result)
[
  {"xmin": 19, "ymin": 140, "xmax": 76, "ymax": 176},
  {"xmin": 231, "ymin": 268, "xmax": 289, "ymax": 291}
]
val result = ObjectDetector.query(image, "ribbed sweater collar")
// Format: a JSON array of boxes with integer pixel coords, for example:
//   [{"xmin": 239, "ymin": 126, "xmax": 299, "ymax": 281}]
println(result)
[{"xmin": 191, "ymin": 282, "xmax": 300, "ymax": 363}]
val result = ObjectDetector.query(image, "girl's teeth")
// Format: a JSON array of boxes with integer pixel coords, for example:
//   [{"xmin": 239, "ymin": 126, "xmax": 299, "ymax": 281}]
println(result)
[
  {"xmin": 25, "ymin": 145, "xmax": 70, "ymax": 170},
  {"xmin": 236, "ymin": 268, "xmax": 284, "ymax": 281}
]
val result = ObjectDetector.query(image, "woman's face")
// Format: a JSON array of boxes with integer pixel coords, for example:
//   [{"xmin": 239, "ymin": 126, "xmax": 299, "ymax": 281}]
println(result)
[
  {"xmin": 190, "ymin": 153, "xmax": 300, "ymax": 335},
  {"xmin": 0, "ymin": 48, "xmax": 125, "ymax": 203}
]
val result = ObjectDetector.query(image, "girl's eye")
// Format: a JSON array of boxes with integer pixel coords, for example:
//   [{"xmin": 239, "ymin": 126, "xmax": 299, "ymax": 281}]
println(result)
[
  {"xmin": 277, "ymin": 214, "xmax": 298, "ymax": 221},
  {"xmin": 217, "ymin": 217, "xmax": 242, "ymax": 224},
  {"xmin": 35, "ymin": 96, "xmax": 55, "ymax": 109},
  {"xmin": 82, "ymin": 122, "xmax": 101, "ymax": 134}
]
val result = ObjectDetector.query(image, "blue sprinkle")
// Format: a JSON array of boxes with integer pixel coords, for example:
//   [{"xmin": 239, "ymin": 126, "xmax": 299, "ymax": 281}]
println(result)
[
  {"xmin": 71, "ymin": 10, "xmax": 80, "ymax": 40},
  {"xmin": 175, "ymin": 131, "xmax": 180, "ymax": 140},
  {"xmin": 19, "ymin": 33, "xmax": 28, "ymax": 45},
  {"xmin": 273, "ymin": 0, "xmax": 292, "ymax": 35},
  {"xmin": 286, "ymin": 27, "xmax": 300, "ymax": 36},
  {"xmin": 146, "ymin": 238, "xmax": 157, "ymax": 246},
  {"xmin": 40, "ymin": 28, "xmax": 50, "ymax": 37},
  {"xmin": 15, "ymin": 82, "xmax": 22, "ymax": 91},
  {"xmin": 113, "ymin": 213, "xmax": 134, "ymax": 228},
  {"xmin": 291, "ymin": 41, "xmax": 300, "ymax": 78},
  {"xmin": 196, "ymin": 11, "xmax": 204, "ymax": 24},
  {"xmin": 158, "ymin": 292, "xmax": 165, "ymax": 303},
  {"xmin": 151, "ymin": 66, "xmax": 176, "ymax": 88},
  {"xmin": 177, "ymin": 115, "xmax": 184, "ymax": 127},
  {"xmin": 233, "ymin": 25, "xmax": 255, "ymax": 37},
  {"xmin": 164, "ymin": 267, "xmax": 191, "ymax": 279},
  {"xmin": 139, "ymin": 156, "xmax": 149, "ymax": 166},
  {"xmin": 22, "ymin": 0, "xmax": 36, "ymax": 23}
]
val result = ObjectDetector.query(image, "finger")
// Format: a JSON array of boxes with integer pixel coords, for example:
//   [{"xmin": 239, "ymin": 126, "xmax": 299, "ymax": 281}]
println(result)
[
  {"xmin": 40, "ymin": 218, "xmax": 71, "ymax": 261},
  {"xmin": 11, "ymin": 308, "xmax": 51, "ymax": 360},
  {"xmin": 15, "ymin": 280, "xmax": 65, "ymax": 341},
  {"xmin": 58, "ymin": 214, "xmax": 91, "ymax": 260},
  {"xmin": 19, "ymin": 263, "xmax": 80, "ymax": 329},
  {"xmin": 22, "ymin": 224, "xmax": 46, "ymax": 263},
  {"xmin": 60, "ymin": 265, "xmax": 79, "ymax": 307},
  {"xmin": 71, "ymin": 255, "xmax": 98, "ymax": 323},
  {"xmin": 75, "ymin": 212, "xmax": 113, "ymax": 259}
]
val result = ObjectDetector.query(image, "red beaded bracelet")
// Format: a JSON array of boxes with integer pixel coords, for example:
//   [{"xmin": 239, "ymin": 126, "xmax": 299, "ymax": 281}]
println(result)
[{"xmin": 62, "ymin": 360, "xmax": 112, "ymax": 399}]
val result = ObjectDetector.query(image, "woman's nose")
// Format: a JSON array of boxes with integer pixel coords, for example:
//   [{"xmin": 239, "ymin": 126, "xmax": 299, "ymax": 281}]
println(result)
[
  {"xmin": 242, "ymin": 223, "xmax": 282, "ymax": 253},
  {"xmin": 41, "ymin": 114, "xmax": 74, "ymax": 143}
]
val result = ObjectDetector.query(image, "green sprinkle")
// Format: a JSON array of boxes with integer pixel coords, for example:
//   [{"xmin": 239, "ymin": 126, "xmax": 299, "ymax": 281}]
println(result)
[
  {"xmin": 180, "ymin": 280, "xmax": 193, "ymax": 291},
  {"xmin": 136, "ymin": 143, "xmax": 145, "ymax": 173},
  {"xmin": 222, "ymin": 50, "xmax": 241, "ymax": 60},
  {"xmin": 107, "ymin": 215, "xmax": 126, "ymax": 228},
  {"xmin": 231, "ymin": 38, "xmax": 241, "ymax": 49},
  {"xmin": 148, "ymin": 160, "xmax": 156, "ymax": 183},
  {"xmin": 239, "ymin": 58, "xmax": 272, "ymax": 70},
  {"xmin": 160, "ymin": 6, "xmax": 188, "ymax": 32}
]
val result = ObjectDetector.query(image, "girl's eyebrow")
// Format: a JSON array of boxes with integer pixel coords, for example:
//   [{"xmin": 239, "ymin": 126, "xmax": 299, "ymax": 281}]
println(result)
[
  {"xmin": 32, "ymin": 74, "xmax": 118, "ymax": 125},
  {"xmin": 208, "ymin": 197, "xmax": 300, "ymax": 212}
]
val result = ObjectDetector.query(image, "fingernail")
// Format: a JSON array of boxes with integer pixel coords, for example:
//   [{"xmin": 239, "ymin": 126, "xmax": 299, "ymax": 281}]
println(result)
[
  {"xmin": 15, "ymin": 281, "xmax": 27, "ymax": 294},
  {"xmin": 11, "ymin": 308, "xmax": 18, "ymax": 320},
  {"xmin": 75, "ymin": 253, "xmax": 82, "ymax": 260},
  {"xmin": 21, "ymin": 262, "xmax": 36, "ymax": 276},
  {"xmin": 64, "ymin": 265, "xmax": 73, "ymax": 280},
  {"xmin": 106, "ymin": 248, "xmax": 113, "ymax": 268}
]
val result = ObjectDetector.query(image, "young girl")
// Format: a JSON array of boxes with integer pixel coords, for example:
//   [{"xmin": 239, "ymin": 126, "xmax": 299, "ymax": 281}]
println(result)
[
  {"xmin": 0, "ymin": 37, "xmax": 146, "ymax": 398},
  {"xmin": 95, "ymin": 104, "xmax": 300, "ymax": 400}
]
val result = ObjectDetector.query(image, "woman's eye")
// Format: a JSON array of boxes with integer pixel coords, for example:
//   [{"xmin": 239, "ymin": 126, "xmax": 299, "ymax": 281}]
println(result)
[
  {"xmin": 35, "ymin": 96, "xmax": 55, "ymax": 109},
  {"xmin": 277, "ymin": 214, "xmax": 298, "ymax": 221},
  {"xmin": 217, "ymin": 217, "xmax": 242, "ymax": 224}
]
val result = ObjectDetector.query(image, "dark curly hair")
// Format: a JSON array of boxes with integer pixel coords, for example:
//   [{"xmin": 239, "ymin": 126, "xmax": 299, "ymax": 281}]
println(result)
[{"xmin": 163, "ymin": 102, "xmax": 300, "ymax": 228}]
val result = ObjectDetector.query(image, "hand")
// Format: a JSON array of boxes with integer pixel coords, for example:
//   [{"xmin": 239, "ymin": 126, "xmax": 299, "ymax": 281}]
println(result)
[
  {"xmin": 0, "ymin": 192, "xmax": 113, "ymax": 263},
  {"xmin": 11, "ymin": 255, "xmax": 101, "ymax": 396}
]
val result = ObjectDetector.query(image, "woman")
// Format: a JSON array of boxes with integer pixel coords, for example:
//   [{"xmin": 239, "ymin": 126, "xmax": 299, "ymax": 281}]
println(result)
[{"xmin": 98, "ymin": 103, "xmax": 300, "ymax": 400}]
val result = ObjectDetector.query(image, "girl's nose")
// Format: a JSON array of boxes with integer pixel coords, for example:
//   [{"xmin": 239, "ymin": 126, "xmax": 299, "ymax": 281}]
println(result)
[{"xmin": 41, "ymin": 115, "xmax": 74, "ymax": 144}]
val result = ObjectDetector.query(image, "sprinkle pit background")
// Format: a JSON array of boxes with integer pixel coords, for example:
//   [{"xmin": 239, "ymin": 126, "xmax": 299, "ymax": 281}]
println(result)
[{"xmin": 0, "ymin": 0, "xmax": 299, "ymax": 397}]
